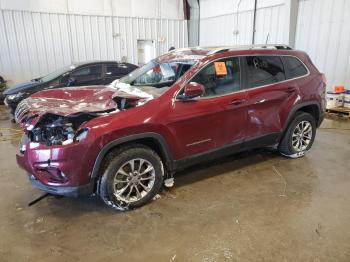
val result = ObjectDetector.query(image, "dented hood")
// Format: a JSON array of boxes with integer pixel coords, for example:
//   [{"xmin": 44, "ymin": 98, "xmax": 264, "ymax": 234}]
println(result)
[
  {"xmin": 15, "ymin": 84, "xmax": 154, "ymax": 123},
  {"xmin": 22, "ymin": 86, "xmax": 117, "ymax": 116}
]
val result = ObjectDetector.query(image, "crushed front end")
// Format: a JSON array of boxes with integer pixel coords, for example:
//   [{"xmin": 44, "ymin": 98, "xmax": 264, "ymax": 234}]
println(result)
[
  {"xmin": 16, "ymin": 112, "xmax": 103, "ymax": 197},
  {"xmin": 14, "ymin": 85, "xmax": 155, "ymax": 197}
]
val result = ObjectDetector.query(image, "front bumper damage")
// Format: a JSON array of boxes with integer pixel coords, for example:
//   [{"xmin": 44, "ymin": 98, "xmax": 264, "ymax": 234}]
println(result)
[
  {"xmin": 16, "ymin": 134, "xmax": 95, "ymax": 197},
  {"xmin": 28, "ymin": 174, "xmax": 94, "ymax": 197}
]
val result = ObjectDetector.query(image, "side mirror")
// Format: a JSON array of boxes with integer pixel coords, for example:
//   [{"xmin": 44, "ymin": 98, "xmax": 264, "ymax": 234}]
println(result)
[{"xmin": 181, "ymin": 82, "xmax": 204, "ymax": 100}]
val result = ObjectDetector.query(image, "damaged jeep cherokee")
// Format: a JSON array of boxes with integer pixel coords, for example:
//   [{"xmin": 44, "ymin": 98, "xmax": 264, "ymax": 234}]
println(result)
[{"xmin": 16, "ymin": 45, "xmax": 326, "ymax": 210}]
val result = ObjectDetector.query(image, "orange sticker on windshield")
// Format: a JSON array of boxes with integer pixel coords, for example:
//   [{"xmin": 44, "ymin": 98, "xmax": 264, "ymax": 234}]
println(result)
[{"xmin": 214, "ymin": 62, "xmax": 227, "ymax": 76}]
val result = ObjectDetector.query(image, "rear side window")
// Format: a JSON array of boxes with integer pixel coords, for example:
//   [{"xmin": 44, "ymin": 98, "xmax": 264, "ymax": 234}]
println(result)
[
  {"xmin": 282, "ymin": 56, "xmax": 308, "ymax": 79},
  {"xmin": 71, "ymin": 65, "xmax": 102, "ymax": 79},
  {"xmin": 106, "ymin": 64, "xmax": 131, "ymax": 77},
  {"xmin": 106, "ymin": 65, "xmax": 120, "ymax": 77},
  {"xmin": 245, "ymin": 56, "xmax": 285, "ymax": 88}
]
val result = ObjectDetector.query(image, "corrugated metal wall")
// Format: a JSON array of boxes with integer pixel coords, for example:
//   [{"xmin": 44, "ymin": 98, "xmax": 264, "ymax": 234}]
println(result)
[
  {"xmin": 200, "ymin": 3, "xmax": 286, "ymax": 46},
  {"xmin": 0, "ymin": 9, "xmax": 188, "ymax": 84},
  {"xmin": 295, "ymin": 0, "xmax": 350, "ymax": 90}
]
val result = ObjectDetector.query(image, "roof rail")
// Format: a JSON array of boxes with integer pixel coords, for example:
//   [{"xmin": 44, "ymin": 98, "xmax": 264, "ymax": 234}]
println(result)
[
  {"xmin": 251, "ymin": 44, "xmax": 293, "ymax": 50},
  {"xmin": 206, "ymin": 44, "xmax": 293, "ymax": 55}
]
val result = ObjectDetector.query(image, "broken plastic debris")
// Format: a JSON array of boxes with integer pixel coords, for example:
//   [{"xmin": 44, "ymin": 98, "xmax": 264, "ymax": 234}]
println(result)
[
  {"xmin": 62, "ymin": 138, "xmax": 73, "ymax": 146},
  {"xmin": 164, "ymin": 178, "xmax": 174, "ymax": 187},
  {"xmin": 104, "ymin": 196, "xmax": 129, "ymax": 211},
  {"xmin": 36, "ymin": 217, "xmax": 44, "ymax": 224},
  {"xmin": 113, "ymin": 82, "xmax": 153, "ymax": 100},
  {"xmin": 153, "ymin": 194, "xmax": 161, "ymax": 200},
  {"xmin": 29, "ymin": 142, "xmax": 40, "ymax": 149}
]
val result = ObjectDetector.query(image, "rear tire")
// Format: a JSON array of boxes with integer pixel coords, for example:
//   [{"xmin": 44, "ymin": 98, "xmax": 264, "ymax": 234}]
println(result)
[
  {"xmin": 99, "ymin": 145, "xmax": 164, "ymax": 210},
  {"xmin": 278, "ymin": 112, "xmax": 316, "ymax": 158}
]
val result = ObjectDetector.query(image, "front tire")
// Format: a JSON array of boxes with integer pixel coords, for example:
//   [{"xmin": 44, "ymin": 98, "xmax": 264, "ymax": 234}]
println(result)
[
  {"xmin": 99, "ymin": 145, "xmax": 164, "ymax": 210},
  {"xmin": 278, "ymin": 112, "xmax": 316, "ymax": 158}
]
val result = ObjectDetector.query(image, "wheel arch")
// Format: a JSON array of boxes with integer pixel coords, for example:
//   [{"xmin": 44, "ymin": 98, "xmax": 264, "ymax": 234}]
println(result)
[
  {"xmin": 279, "ymin": 101, "xmax": 321, "ymax": 142},
  {"xmin": 91, "ymin": 132, "xmax": 174, "ymax": 183},
  {"xmin": 297, "ymin": 104, "xmax": 321, "ymax": 126}
]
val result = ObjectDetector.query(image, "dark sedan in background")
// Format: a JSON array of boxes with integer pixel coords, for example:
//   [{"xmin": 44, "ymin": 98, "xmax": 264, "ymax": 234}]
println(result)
[
  {"xmin": 0, "ymin": 75, "xmax": 6, "ymax": 104},
  {"xmin": 3, "ymin": 61, "xmax": 138, "ymax": 114}
]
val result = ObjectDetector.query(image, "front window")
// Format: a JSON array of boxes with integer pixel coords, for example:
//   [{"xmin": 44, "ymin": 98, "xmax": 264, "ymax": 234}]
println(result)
[
  {"xmin": 40, "ymin": 65, "xmax": 75, "ymax": 82},
  {"xmin": 117, "ymin": 60, "xmax": 195, "ymax": 88},
  {"xmin": 188, "ymin": 57, "xmax": 241, "ymax": 98},
  {"xmin": 71, "ymin": 65, "xmax": 102, "ymax": 80},
  {"xmin": 133, "ymin": 63, "xmax": 176, "ymax": 86}
]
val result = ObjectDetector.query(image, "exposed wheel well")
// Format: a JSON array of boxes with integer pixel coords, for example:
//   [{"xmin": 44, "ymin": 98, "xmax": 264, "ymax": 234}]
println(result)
[
  {"xmin": 96, "ymin": 137, "xmax": 171, "ymax": 184},
  {"xmin": 297, "ymin": 104, "xmax": 320, "ymax": 124},
  {"xmin": 279, "ymin": 103, "xmax": 321, "ymax": 144}
]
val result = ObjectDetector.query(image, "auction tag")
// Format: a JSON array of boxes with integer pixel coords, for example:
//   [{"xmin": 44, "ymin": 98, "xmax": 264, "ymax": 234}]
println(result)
[{"xmin": 214, "ymin": 62, "xmax": 227, "ymax": 76}]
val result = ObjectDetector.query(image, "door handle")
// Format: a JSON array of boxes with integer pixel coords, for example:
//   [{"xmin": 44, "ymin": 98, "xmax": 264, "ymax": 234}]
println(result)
[{"xmin": 230, "ymin": 99, "xmax": 246, "ymax": 105}]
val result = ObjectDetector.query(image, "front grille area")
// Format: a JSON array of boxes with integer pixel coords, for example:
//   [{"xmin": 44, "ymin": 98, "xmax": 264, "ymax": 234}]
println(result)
[{"xmin": 14, "ymin": 100, "xmax": 30, "ymax": 123}]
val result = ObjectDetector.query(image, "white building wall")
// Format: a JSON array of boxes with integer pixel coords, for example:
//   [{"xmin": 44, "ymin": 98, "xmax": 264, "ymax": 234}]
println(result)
[
  {"xmin": 199, "ymin": 0, "xmax": 287, "ymax": 46},
  {"xmin": 200, "ymin": 0, "xmax": 350, "ymax": 89},
  {"xmin": 0, "ymin": 0, "xmax": 187, "ymax": 84},
  {"xmin": 0, "ymin": 0, "xmax": 184, "ymax": 19},
  {"xmin": 295, "ymin": 0, "xmax": 350, "ymax": 90}
]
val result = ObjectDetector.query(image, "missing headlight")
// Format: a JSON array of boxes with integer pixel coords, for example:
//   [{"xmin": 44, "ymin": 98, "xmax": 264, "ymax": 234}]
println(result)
[
  {"xmin": 27, "ymin": 113, "xmax": 92, "ymax": 146},
  {"xmin": 29, "ymin": 122, "xmax": 75, "ymax": 146}
]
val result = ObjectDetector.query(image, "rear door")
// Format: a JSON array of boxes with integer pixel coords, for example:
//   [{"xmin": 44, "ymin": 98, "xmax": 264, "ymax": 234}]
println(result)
[
  {"xmin": 70, "ymin": 64, "xmax": 103, "ymax": 86},
  {"xmin": 242, "ymin": 55, "xmax": 299, "ymax": 141},
  {"xmin": 104, "ymin": 63, "xmax": 136, "ymax": 84}
]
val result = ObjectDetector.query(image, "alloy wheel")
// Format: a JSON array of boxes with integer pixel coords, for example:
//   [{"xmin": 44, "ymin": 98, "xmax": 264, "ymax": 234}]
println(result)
[
  {"xmin": 113, "ymin": 158, "xmax": 156, "ymax": 203},
  {"xmin": 291, "ymin": 120, "xmax": 313, "ymax": 152}
]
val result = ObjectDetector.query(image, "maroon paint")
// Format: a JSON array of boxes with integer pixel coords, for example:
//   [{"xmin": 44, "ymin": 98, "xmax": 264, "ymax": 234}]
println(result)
[{"xmin": 16, "ymin": 48, "xmax": 326, "ymax": 189}]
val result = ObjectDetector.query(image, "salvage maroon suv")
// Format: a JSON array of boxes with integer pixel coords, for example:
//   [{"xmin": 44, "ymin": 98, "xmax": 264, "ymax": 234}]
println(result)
[{"xmin": 15, "ymin": 45, "xmax": 326, "ymax": 210}]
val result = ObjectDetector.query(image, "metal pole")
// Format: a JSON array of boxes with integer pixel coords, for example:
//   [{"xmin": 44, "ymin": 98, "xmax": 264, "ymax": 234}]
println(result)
[{"xmin": 252, "ymin": 0, "xmax": 257, "ymax": 44}]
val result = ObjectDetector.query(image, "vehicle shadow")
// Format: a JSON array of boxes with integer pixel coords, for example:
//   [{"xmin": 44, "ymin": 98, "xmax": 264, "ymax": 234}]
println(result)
[
  {"xmin": 1, "ymin": 107, "xmax": 285, "ymax": 214},
  {"xmin": 23, "ymin": 148, "xmax": 282, "ymax": 216},
  {"xmin": 170, "ymin": 148, "xmax": 282, "ymax": 190}
]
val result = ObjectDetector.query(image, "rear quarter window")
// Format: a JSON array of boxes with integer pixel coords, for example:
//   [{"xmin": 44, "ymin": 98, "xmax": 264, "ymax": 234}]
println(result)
[{"xmin": 282, "ymin": 56, "xmax": 308, "ymax": 79}]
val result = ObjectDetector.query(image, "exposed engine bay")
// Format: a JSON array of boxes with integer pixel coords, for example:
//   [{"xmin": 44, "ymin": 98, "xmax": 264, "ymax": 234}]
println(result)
[
  {"xmin": 26, "ymin": 112, "xmax": 100, "ymax": 146},
  {"xmin": 16, "ymin": 78, "xmax": 175, "ymax": 146},
  {"xmin": 22, "ymin": 96, "xmax": 141, "ymax": 146},
  {"xmin": 24, "ymin": 97, "xmax": 146, "ymax": 145}
]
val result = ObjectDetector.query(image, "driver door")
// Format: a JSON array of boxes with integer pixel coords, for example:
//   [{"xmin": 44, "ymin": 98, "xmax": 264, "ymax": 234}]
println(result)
[{"xmin": 167, "ymin": 57, "xmax": 248, "ymax": 157}]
